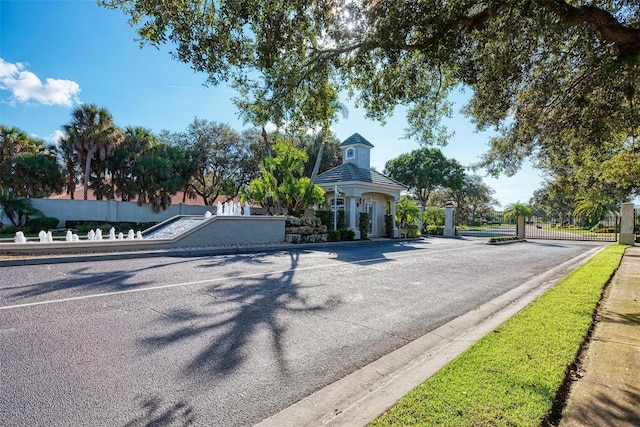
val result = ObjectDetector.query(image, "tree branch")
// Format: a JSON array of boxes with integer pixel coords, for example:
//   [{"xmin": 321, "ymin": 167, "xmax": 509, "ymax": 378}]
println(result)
[
  {"xmin": 535, "ymin": 0, "xmax": 640, "ymax": 57},
  {"xmin": 451, "ymin": 0, "xmax": 509, "ymax": 31},
  {"xmin": 315, "ymin": 2, "xmax": 640, "ymax": 58}
]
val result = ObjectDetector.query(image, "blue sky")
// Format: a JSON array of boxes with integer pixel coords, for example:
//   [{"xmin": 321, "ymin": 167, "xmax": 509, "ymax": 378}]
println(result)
[{"xmin": 1, "ymin": 0, "xmax": 545, "ymax": 208}]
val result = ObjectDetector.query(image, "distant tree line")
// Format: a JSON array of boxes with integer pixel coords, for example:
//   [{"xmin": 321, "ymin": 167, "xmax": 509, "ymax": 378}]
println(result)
[
  {"xmin": 1, "ymin": 104, "xmax": 342, "ymax": 213},
  {"xmin": 384, "ymin": 147, "xmax": 499, "ymax": 227}
]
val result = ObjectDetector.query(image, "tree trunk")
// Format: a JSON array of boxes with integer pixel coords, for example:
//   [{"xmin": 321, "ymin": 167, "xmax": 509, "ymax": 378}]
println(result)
[
  {"xmin": 310, "ymin": 136, "xmax": 325, "ymax": 181},
  {"xmin": 83, "ymin": 153, "xmax": 92, "ymax": 200},
  {"xmin": 261, "ymin": 127, "xmax": 272, "ymax": 158}
]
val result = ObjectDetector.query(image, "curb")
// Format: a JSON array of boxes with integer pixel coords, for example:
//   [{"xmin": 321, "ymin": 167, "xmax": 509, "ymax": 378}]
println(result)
[{"xmin": 0, "ymin": 237, "xmax": 425, "ymax": 267}]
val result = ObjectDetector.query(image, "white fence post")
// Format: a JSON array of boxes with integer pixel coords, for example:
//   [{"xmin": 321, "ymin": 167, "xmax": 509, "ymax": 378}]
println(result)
[
  {"xmin": 619, "ymin": 203, "xmax": 635, "ymax": 245},
  {"xmin": 517, "ymin": 216, "xmax": 525, "ymax": 239},
  {"xmin": 444, "ymin": 203, "xmax": 456, "ymax": 237}
]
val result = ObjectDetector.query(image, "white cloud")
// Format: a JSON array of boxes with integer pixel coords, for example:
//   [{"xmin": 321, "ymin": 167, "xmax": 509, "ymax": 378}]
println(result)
[
  {"xmin": 263, "ymin": 122, "xmax": 278, "ymax": 133},
  {"xmin": 47, "ymin": 129, "xmax": 66, "ymax": 144},
  {"xmin": 0, "ymin": 58, "xmax": 81, "ymax": 106}
]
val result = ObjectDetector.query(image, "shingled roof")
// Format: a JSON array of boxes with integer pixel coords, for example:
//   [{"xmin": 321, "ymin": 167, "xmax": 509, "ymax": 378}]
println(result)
[
  {"xmin": 339, "ymin": 132, "xmax": 374, "ymax": 147},
  {"xmin": 314, "ymin": 162, "xmax": 406, "ymax": 189}
]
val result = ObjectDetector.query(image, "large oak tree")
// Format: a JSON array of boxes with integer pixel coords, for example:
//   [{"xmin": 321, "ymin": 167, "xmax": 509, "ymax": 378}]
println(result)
[
  {"xmin": 101, "ymin": 1, "xmax": 640, "ymax": 195},
  {"xmin": 385, "ymin": 147, "xmax": 465, "ymax": 218}
]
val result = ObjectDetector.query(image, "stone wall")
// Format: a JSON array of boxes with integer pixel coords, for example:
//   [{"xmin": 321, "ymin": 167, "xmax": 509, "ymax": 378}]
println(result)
[{"xmin": 285, "ymin": 217, "xmax": 328, "ymax": 243}]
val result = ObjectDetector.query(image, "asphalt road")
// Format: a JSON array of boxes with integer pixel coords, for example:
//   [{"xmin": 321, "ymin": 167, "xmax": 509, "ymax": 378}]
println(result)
[{"xmin": 0, "ymin": 238, "xmax": 603, "ymax": 426}]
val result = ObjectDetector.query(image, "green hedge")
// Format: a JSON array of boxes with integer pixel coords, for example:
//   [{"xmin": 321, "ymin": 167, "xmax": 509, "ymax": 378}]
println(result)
[
  {"xmin": 385, "ymin": 214, "xmax": 394, "ymax": 237},
  {"xmin": 340, "ymin": 228, "xmax": 355, "ymax": 241},
  {"xmin": 315, "ymin": 209, "xmax": 345, "ymax": 230},
  {"xmin": 65, "ymin": 220, "xmax": 156, "ymax": 234},
  {"xmin": 488, "ymin": 236, "xmax": 521, "ymax": 243},
  {"xmin": 25, "ymin": 217, "xmax": 60, "ymax": 233},
  {"xmin": 404, "ymin": 224, "xmax": 419, "ymax": 238},
  {"xmin": 424, "ymin": 225, "xmax": 444, "ymax": 235},
  {"xmin": 359, "ymin": 212, "xmax": 370, "ymax": 240}
]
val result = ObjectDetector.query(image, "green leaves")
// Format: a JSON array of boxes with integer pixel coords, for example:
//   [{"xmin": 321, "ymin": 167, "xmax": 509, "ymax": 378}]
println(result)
[
  {"xmin": 243, "ymin": 138, "xmax": 325, "ymax": 216},
  {"xmin": 132, "ymin": 144, "xmax": 192, "ymax": 212},
  {"xmin": 0, "ymin": 125, "xmax": 63, "ymax": 198},
  {"xmin": 394, "ymin": 195, "xmax": 421, "ymax": 235},
  {"xmin": 385, "ymin": 147, "xmax": 465, "ymax": 210},
  {"xmin": 63, "ymin": 104, "xmax": 124, "ymax": 200},
  {"xmin": 503, "ymin": 201, "xmax": 533, "ymax": 221},
  {"xmin": 162, "ymin": 119, "xmax": 260, "ymax": 205},
  {"xmin": 101, "ymin": 1, "xmax": 640, "ymax": 196}
]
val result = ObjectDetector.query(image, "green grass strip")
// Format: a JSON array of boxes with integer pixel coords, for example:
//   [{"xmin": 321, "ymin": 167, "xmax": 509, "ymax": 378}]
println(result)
[{"xmin": 371, "ymin": 244, "xmax": 626, "ymax": 427}]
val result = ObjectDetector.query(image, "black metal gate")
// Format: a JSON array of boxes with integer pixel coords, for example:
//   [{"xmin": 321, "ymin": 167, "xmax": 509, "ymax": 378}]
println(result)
[
  {"xmin": 635, "ymin": 208, "xmax": 640, "ymax": 243},
  {"xmin": 456, "ymin": 212, "xmax": 517, "ymax": 237},
  {"xmin": 524, "ymin": 214, "xmax": 618, "ymax": 242}
]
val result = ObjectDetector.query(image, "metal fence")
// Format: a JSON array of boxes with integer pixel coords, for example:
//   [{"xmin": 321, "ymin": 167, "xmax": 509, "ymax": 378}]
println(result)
[
  {"xmin": 456, "ymin": 213, "xmax": 517, "ymax": 237},
  {"xmin": 523, "ymin": 214, "xmax": 618, "ymax": 242},
  {"xmin": 635, "ymin": 208, "xmax": 640, "ymax": 243},
  {"xmin": 456, "ymin": 212, "xmax": 618, "ymax": 242}
]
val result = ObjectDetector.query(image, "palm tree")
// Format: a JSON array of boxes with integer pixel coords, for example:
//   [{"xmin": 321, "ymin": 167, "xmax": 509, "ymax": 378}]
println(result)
[
  {"xmin": 63, "ymin": 104, "xmax": 124, "ymax": 200},
  {"xmin": 0, "ymin": 190, "xmax": 43, "ymax": 226},
  {"xmin": 574, "ymin": 195, "xmax": 619, "ymax": 227},
  {"xmin": 1, "ymin": 125, "xmax": 44, "ymax": 191},
  {"xmin": 395, "ymin": 196, "xmax": 421, "ymax": 237},
  {"xmin": 54, "ymin": 134, "xmax": 80, "ymax": 199},
  {"xmin": 503, "ymin": 201, "xmax": 533, "ymax": 222},
  {"xmin": 110, "ymin": 126, "xmax": 158, "ymax": 201}
]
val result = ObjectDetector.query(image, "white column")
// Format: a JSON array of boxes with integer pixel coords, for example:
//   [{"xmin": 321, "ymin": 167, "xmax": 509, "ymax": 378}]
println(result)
[
  {"xmin": 619, "ymin": 203, "xmax": 635, "ymax": 245},
  {"xmin": 444, "ymin": 204, "xmax": 456, "ymax": 237},
  {"xmin": 349, "ymin": 198, "xmax": 357, "ymax": 229},
  {"xmin": 517, "ymin": 216, "xmax": 525, "ymax": 239}
]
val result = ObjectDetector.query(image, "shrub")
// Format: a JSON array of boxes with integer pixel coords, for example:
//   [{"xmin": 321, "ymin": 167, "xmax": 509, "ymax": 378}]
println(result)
[
  {"xmin": 315, "ymin": 209, "xmax": 345, "ymax": 230},
  {"xmin": 425, "ymin": 225, "xmax": 444, "ymax": 235},
  {"xmin": 65, "ymin": 220, "xmax": 156, "ymax": 234},
  {"xmin": 593, "ymin": 227, "xmax": 616, "ymax": 234},
  {"xmin": 423, "ymin": 206, "xmax": 445, "ymax": 227},
  {"xmin": 589, "ymin": 223, "xmax": 617, "ymax": 234},
  {"xmin": 384, "ymin": 214, "xmax": 394, "ymax": 237},
  {"xmin": 315, "ymin": 210, "xmax": 332, "ymax": 227},
  {"xmin": 358, "ymin": 212, "xmax": 370, "ymax": 239},
  {"xmin": 336, "ymin": 210, "xmax": 346, "ymax": 229},
  {"xmin": 488, "ymin": 236, "xmax": 521, "ymax": 243},
  {"xmin": 25, "ymin": 216, "xmax": 60, "ymax": 233},
  {"xmin": 404, "ymin": 224, "xmax": 419, "ymax": 238},
  {"xmin": 339, "ymin": 229, "xmax": 355, "ymax": 241},
  {"xmin": 1, "ymin": 225, "xmax": 21, "ymax": 235},
  {"xmin": 328, "ymin": 230, "xmax": 341, "ymax": 241}
]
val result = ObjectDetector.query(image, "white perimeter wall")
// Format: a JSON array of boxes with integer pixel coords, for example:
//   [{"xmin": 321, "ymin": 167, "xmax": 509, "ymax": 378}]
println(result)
[{"xmin": 3, "ymin": 199, "xmax": 213, "ymax": 228}]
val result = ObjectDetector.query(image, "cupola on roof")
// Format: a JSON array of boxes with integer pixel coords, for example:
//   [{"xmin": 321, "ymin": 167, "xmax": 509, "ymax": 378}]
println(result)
[{"xmin": 339, "ymin": 132, "xmax": 374, "ymax": 148}]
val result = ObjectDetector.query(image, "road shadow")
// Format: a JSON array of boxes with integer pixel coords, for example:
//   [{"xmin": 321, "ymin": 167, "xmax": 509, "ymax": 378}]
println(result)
[
  {"xmin": 140, "ymin": 251, "xmax": 341, "ymax": 378},
  {"xmin": 557, "ymin": 384, "xmax": 640, "ymax": 426},
  {"xmin": 294, "ymin": 239, "xmax": 431, "ymax": 265},
  {"xmin": 181, "ymin": 240, "xmax": 432, "ymax": 275},
  {"xmin": 602, "ymin": 311, "xmax": 640, "ymax": 327},
  {"xmin": 124, "ymin": 395, "xmax": 195, "ymax": 427},
  {"xmin": 526, "ymin": 241, "xmax": 574, "ymax": 249},
  {"xmin": 4, "ymin": 258, "xmax": 200, "ymax": 300}
]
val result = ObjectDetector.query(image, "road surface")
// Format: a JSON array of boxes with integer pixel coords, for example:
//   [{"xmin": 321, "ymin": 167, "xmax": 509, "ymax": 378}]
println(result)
[{"xmin": 0, "ymin": 238, "xmax": 603, "ymax": 426}]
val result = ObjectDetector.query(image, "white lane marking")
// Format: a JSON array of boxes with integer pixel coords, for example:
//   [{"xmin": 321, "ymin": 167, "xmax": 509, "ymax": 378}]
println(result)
[{"xmin": 0, "ymin": 245, "xmax": 476, "ymax": 311}]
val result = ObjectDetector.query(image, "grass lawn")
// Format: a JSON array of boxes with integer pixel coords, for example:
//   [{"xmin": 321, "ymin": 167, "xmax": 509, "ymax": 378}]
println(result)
[
  {"xmin": 534, "ymin": 224, "xmax": 617, "ymax": 237},
  {"xmin": 371, "ymin": 244, "xmax": 626, "ymax": 427},
  {"xmin": 456, "ymin": 224, "xmax": 516, "ymax": 231}
]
